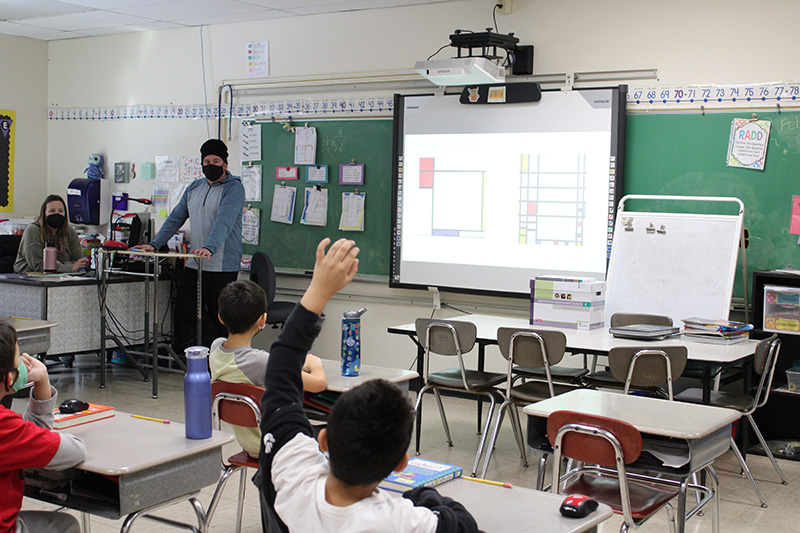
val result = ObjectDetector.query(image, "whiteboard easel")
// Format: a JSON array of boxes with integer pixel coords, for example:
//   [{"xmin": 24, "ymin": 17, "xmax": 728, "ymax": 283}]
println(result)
[{"xmin": 605, "ymin": 195, "xmax": 746, "ymax": 326}]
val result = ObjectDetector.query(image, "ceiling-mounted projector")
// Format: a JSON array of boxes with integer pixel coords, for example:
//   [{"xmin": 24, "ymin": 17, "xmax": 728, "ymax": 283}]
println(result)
[{"xmin": 415, "ymin": 57, "xmax": 505, "ymax": 86}]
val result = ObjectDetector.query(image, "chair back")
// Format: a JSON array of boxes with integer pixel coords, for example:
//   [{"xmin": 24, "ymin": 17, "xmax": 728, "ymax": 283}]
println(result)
[
  {"xmin": 751, "ymin": 334, "xmax": 781, "ymax": 411},
  {"xmin": 548, "ymin": 410, "xmax": 643, "ymax": 526},
  {"xmin": 250, "ymin": 251, "xmax": 277, "ymax": 305},
  {"xmin": 211, "ymin": 381, "xmax": 265, "ymax": 430},
  {"xmin": 608, "ymin": 346, "xmax": 687, "ymax": 400},
  {"xmin": 548, "ymin": 410, "xmax": 643, "ymax": 467},
  {"xmin": 497, "ymin": 327, "xmax": 567, "ymax": 397},
  {"xmin": 610, "ymin": 313, "xmax": 673, "ymax": 327},
  {"xmin": 415, "ymin": 318, "xmax": 477, "ymax": 390}
]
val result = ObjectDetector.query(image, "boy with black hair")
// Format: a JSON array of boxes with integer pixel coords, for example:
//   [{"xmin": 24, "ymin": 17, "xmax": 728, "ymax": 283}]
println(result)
[
  {"xmin": 0, "ymin": 321, "xmax": 87, "ymax": 533},
  {"xmin": 211, "ymin": 279, "xmax": 326, "ymax": 458},
  {"xmin": 257, "ymin": 238, "xmax": 478, "ymax": 532}
]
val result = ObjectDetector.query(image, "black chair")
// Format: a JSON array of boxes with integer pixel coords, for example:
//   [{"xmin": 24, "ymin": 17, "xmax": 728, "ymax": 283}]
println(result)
[
  {"xmin": 0, "ymin": 234, "xmax": 22, "ymax": 273},
  {"xmin": 250, "ymin": 252, "xmax": 294, "ymax": 328}
]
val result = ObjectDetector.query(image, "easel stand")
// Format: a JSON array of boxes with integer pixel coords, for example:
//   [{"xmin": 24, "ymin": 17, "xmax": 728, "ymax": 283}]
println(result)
[{"xmin": 98, "ymin": 249, "xmax": 203, "ymax": 398}]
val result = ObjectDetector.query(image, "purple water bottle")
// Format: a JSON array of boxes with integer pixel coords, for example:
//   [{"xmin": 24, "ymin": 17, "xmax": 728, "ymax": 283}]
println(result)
[
  {"xmin": 184, "ymin": 346, "xmax": 212, "ymax": 439},
  {"xmin": 341, "ymin": 307, "xmax": 367, "ymax": 376}
]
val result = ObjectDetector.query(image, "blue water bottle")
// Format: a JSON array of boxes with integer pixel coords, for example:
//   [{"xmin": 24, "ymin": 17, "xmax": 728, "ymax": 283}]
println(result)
[
  {"xmin": 341, "ymin": 307, "xmax": 368, "ymax": 376},
  {"xmin": 184, "ymin": 346, "xmax": 212, "ymax": 439}
]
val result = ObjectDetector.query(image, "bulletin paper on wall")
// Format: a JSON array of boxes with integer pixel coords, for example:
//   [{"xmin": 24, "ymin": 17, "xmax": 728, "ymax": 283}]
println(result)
[
  {"xmin": 301, "ymin": 187, "xmax": 328, "ymax": 226},
  {"xmin": 242, "ymin": 165, "xmax": 263, "ymax": 201},
  {"xmin": 181, "ymin": 156, "xmax": 201, "ymax": 181},
  {"xmin": 170, "ymin": 183, "xmax": 188, "ymax": 212},
  {"xmin": 247, "ymin": 41, "xmax": 269, "ymax": 78},
  {"xmin": 339, "ymin": 192, "xmax": 365, "ymax": 231},
  {"xmin": 294, "ymin": 126, "xmax": 317, "ymax": 165},
  {"xmin": 727, "ymin": 118, "xmax": 771, "ymax": 170},
  {"xmin": 153, "ymin": 183, "xmax": 171, "ymax": 217},
  {"xmin": 0, "ymin": 109, "xmax": 15, "ymax": 212},
  {"xmin": 271, "ymin": 184, "xmax": 297, "ymax": 224},
  {"xmin": 241, "ymin": 122, "xmax": 262, "ymax": 161},
  {"xmin": 242, "ymin": 207, "xmax": 260, "ymax": 245},
  {"xmin": 155, "ymin": 155, "xmax": 180, "ymax": 182}
]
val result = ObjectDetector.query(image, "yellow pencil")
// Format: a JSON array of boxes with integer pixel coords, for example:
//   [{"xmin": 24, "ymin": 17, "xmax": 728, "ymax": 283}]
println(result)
[
  {"xmin": 462, "ymin": 476, "xmax": 513, "ymax": 488},
  {"xmin": 9, "ymin": 316, "xmax": 32, "ymax": 320},
  {"xmin": 131, "ymin": 414, "xmax": 170, "ymax": 424}
]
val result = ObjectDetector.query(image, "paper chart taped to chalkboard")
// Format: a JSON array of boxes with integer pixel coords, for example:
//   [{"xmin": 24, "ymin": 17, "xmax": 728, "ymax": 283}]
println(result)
[
  {"xmin": 339, "ymin": 192, "xmax": 364, "ymax": 231},
  {"xmin": 271, "ymin": 184, "xmax": 296, "ymax": 224},
  {"xmin": 301, "ymin": 187, "xmax": 327, "ymax": 226},
  {"xmin": 242, "ymin": 206, "xmax": 260, "ymax": 245}
]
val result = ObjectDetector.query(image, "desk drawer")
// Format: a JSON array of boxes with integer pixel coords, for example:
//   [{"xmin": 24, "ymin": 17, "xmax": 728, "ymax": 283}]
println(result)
[{"xmin": 18, "ymin": 330, "xmax": 50, "ymax": 355}]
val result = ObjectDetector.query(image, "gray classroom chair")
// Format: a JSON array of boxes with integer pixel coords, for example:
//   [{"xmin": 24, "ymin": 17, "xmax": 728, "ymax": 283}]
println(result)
[
  {"xmin": 413, "ymin": 318, "xmax": 506, "ymax": 477},
  {"xmin": 480, "ymin": 327, "xmax": 581, "ymax": 480},
  {"xmin": 675, "ymin": 334, "xmax": 786, "ymax": 508}
]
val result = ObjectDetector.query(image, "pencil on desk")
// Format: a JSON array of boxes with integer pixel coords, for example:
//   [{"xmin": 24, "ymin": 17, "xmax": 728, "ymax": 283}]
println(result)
[
  {"xmin": 462, "ymin": 476, "xmax": 513, "ymax": 489},
  {"xmin": 131, "ymin": 415, "xmax": 170, "ymax": 424},
  {"xmin": 9, "ymin": 316, "xmax": 32, "ymax": 320}
]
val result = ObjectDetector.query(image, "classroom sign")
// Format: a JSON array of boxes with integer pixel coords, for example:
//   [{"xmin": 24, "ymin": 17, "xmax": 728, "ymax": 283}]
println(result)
[
  {"xmin": 727, "ymin": 118, "xmax": 771, "ymax": 170},
  {"xmin": 0, "ymin": 109, "xmax": 14, "ymax": 212}
]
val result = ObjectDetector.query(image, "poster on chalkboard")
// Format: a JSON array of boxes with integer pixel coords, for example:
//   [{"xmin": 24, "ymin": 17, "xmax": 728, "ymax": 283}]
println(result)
[{"xmin": 727, "ymin": 118, "xmax": 771, "ymax": 170}]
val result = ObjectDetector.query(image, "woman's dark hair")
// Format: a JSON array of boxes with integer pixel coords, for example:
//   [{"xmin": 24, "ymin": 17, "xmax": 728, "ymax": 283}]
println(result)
[{"xmin": 37, "ymin": 194, "xmax": 69, "ymax": 247}]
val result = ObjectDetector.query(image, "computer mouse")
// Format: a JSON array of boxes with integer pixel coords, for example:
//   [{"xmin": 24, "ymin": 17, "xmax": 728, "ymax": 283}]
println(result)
[
  {"xmin": 559, "ymin": 494, "xmax": 599, "ymax": 518},
  {"xmin": 59, "ymin": 399, "xmax": 90, "ymax": 414}
]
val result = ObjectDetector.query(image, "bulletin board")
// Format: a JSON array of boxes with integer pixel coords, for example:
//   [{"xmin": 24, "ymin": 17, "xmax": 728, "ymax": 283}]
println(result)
[{"xmin": 244, "ymin": 118, "xmax": 393, "ymax": 276}]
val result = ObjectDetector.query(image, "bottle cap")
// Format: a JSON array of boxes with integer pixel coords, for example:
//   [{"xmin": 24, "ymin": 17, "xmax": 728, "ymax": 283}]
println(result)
[
  {"xmin": 343, "ymin": 306, "xmax": 368, "ymax": 318},
  {"xmin": 185, "ymin": 346, "xmax": 209, "ymax": 359}
]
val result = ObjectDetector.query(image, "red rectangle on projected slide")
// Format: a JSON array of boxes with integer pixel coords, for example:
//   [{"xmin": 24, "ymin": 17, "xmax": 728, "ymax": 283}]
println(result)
[
  {"xmin": 527, "ymin": 202, "xmax": 537, "ymax": 215},
  {"xmin": 420, "ymin": 171, "xmax": 433, "ymax": 188},
  {"xmin": 420, "ymin": 158, "xmax": 434, "ymax": 171}
]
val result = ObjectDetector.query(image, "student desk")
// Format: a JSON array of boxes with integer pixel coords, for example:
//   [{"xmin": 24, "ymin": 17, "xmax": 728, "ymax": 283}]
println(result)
[
  {"xmin": 434, "ymin": 478, "xmax": 613, "ymax": 533},
  {"xmin": 523, "ymin": 389, "xmax": 740, "ymax": 533},
  {"xmin": 320, "ymin": 358, "xmax": 418, "ymax": 393},
  {"xmin": 3, "ymin": 316, "xmax": 57, "ymax": 355},
  {"xmin": 26, "ymin": 412, "xmax": 234, "ymax": 533}
]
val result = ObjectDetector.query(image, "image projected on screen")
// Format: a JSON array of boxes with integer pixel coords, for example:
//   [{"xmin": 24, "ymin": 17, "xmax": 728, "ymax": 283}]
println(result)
[{"xmin": 391, "ymin": 87, "xmax": 625, "ymax": 296}]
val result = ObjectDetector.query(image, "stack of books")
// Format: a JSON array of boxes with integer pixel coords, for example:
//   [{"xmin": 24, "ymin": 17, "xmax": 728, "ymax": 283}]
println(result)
[
  {"xmin": 302, "ymin": 391, "xmax": 340, "ymax": 416},
  {"xmin": 681, "ymin": 317, "xmax": 753, "ymax": 345}
]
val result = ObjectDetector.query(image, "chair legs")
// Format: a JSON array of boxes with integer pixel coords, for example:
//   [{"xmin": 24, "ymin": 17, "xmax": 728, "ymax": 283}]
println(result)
[
  {"xmin": 729, "ymin": 434, "xmax": 768, "ymax": 507},
  {"xmin": 205, "ymin": 464, "xmax": 247, "ymax": 531},
  {"xmin": 746, "ymin": 414, "xmax": 788, "ymax": 485},
  {"xmin": 479, "ymin": 401, "xmax": 528, "ymax": 479},
  {"xmin": 413, "ymin": 385, "xmax": 499, "ymax": 476}
]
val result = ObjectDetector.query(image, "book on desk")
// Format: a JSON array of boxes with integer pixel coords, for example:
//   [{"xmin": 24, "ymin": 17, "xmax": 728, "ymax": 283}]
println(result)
[
  {"xmin": 681, "ymin": 317, "xmax": 752, "ymax": 345},
  {"xmin": 53, "ymin": 403, "xmax": 115, "ymax": 430},
  {"xmin": 380, "ymin": 458, "xmax": 462, "ymax": 492},
  {"xmin": 609, "ymin": 324, "xmax": 681, "ymax": 340}
]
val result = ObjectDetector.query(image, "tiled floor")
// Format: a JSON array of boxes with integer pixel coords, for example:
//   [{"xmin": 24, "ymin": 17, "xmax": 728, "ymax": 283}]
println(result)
[{"xmin": 17, "ymin": 355, "xmax": 800, "ymax": 532}]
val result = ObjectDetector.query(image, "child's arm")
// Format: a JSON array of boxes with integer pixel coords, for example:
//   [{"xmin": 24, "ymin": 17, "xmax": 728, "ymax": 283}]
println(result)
[
  {"xmin": 404, "ymin": 487, "xmax": 480, "ymax": 532},
  {"xmin": 301, "ymin": 354, "xmax": 327, "ymax": 393}
]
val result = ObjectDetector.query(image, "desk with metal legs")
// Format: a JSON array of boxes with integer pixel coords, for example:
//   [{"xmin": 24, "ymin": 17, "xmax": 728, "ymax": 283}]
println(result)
[
  {"xmin": 320, "ymin": 358, "xmax": 418, "ymax": 393},
  {"xmin": 26, "ymin": 412, "xmax": 234, "ymax": 533},
  {"xmin": 523, "ymin": 389, "xmax": 740, "ymax": 533}
]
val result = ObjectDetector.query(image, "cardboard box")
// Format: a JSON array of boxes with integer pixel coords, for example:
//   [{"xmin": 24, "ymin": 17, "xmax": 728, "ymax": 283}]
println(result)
[{"xmin": 530, "ymin": 276, "xmax": 605, "ymax": 330}]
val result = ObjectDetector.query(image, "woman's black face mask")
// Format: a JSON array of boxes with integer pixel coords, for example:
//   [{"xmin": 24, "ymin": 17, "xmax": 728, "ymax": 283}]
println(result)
[
  {"xmin": 45, "ymin": 213, "xmax": 65, "ymax": 229},
  {"xmin": 203, "ymin": 164, "xmax": 225, "ymax": 182}
]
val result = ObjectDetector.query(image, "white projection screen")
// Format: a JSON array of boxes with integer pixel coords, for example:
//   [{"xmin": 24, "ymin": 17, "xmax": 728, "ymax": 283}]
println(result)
[{"xmin": 390, "ymin": 86, "xmax": 627, "ymax": 297}]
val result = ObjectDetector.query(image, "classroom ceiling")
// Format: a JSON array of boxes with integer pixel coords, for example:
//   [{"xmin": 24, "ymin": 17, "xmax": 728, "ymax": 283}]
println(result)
[{"xmin": 0, "ymin": 0, "xmax": 458, "ymax": 41}]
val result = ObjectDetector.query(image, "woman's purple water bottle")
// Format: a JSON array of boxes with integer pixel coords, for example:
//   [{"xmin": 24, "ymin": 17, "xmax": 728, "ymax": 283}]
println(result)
[
  {"xmin": 184, "ymin": 346, "xmax": 212, "ymax": 439},
  {"xmin": 341, "ymin": 307, "xmax": 367, "ymax": 376}
]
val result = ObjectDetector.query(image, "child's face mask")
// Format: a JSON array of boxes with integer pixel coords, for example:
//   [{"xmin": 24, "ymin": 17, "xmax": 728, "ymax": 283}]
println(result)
[{"xmin": 8, "ymin": 359, "xmax": 28, "ymax": 392}]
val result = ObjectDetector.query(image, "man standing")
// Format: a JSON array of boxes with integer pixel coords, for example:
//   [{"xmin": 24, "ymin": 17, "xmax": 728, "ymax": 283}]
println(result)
[{"xmin": 134, "ymin": 139, "xmax": 244, "ymax": 347}]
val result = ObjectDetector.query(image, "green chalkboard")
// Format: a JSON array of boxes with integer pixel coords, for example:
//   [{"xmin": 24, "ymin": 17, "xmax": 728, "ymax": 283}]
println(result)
[
  {"xmin": 243, "ymin": 119, "xmax": 393, "ymax": 276},
  {"xmin": 625, "ymin": 111, "xmax": 800, "ymax": 301}
]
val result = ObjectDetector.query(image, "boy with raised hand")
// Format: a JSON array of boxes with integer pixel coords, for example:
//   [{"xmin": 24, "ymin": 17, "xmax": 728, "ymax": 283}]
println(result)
[
  {"xmin": 0, "ymin": 321, "xmax": 87, "ymax": 533},
  {"xmin": 211, "ymin": 279, "xmax": 327, "ymax": 458},
  {"xmin": 257, "ymin": 238, "xmax": 478, "ymax": 533}
]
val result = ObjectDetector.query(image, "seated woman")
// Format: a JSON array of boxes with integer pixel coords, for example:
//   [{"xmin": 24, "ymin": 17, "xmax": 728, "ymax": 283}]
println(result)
[{"xmin": 14, "ymin": 195, "xmax": 90, "ymax": 274}]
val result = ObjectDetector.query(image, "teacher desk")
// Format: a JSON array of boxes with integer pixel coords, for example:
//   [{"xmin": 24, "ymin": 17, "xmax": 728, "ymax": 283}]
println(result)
[{"xmin": 26, "ymin": 412, "xmax": 234, "ymax": 533}]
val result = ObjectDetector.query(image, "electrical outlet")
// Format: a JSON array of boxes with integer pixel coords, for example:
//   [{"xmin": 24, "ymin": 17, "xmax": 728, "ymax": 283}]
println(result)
[{"xmin": 497, "ymin": 0, "xmax": 513, "ymax": 14}]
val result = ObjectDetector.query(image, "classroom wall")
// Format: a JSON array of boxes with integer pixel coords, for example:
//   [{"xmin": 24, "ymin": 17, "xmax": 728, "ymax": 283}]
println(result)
[
  {"xmin": 0, "ymin": 34, "xmax": 48, "ymax": 219},
  {"xmin": 43, "ymin": 0, "xmax": 800, "ymax": 370}
]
